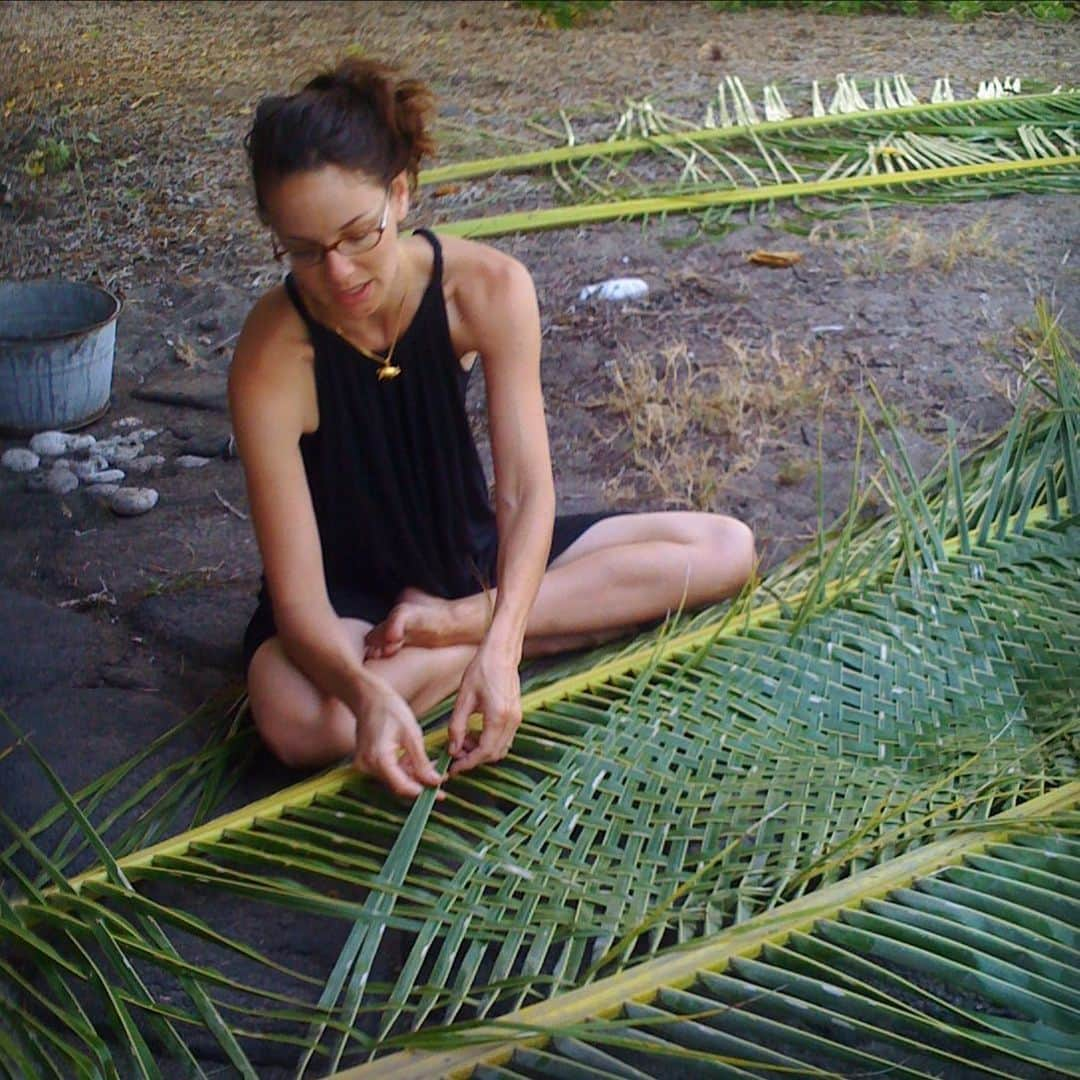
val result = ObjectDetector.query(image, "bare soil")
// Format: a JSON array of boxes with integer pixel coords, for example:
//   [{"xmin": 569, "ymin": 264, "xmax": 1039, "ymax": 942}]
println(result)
[{"xmin": 0, "ymin": 0, "xmax": 1077, "ymax": 713}]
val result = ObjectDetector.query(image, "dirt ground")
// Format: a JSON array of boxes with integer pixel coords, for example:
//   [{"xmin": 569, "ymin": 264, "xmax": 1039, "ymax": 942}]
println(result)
[{"xmin": 1, "ymin": 0, "xmax": 1078, "ymax": 718}]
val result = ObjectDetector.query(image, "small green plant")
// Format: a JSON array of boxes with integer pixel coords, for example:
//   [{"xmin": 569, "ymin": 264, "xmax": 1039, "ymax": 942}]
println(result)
[
  {"xmin": 1025, "ymin": 0, "xmax": 1073, "ymax": 17},
  {"xmin": 23, "ymin": 137, "xmax": 73, "ymax": 177},
  {"xmin": 517, "ymin": 0, "xmax": 613, "ymax": 28}
]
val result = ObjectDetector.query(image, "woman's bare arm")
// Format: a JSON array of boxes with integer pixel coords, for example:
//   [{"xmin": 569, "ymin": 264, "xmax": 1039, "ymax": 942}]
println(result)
[
  {"xmin": 229, "ymin": 292, "xmax": 441, "ymax": 794},
  {"xmin": 442, "ymin": 239, "xmax": 556, "ymax": 771}
]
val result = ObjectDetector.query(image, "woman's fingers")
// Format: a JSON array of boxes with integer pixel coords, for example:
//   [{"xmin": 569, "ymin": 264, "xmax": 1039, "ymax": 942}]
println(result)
[
  {"xmin": 446, "ymin": 650, "xmax": 523, "ymax": 777},
  {"xmin": 403, "ymin": 725, "xmax": 445, "ymax": 788},
  {"xmin": 448, "ymin": 686, "xmax": 475, "ymax": 757},
  {"xmin": 374, "ymin": 748, "xmax": 423, "ymax": 799},
  {"xmin": 354, "ymin": 691, "xmax": 444, "ymax": 800},
  {"xmin": 448, "ymin": 703, "xmax": 517, "ymax": 776},
  {"xmin": 448, "ymin": 729, "xmax": 510, "ymax": 775}
]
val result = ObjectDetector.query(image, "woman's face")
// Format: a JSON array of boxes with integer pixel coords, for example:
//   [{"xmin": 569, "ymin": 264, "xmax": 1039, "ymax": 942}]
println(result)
[{"xmin": 262, "ymin": 165, "xmax": 410, "ymax": 320}]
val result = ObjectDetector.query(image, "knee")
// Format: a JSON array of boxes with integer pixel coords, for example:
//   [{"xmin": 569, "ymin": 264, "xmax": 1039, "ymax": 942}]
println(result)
[
  {"xmin": 252, "ymin": 700, "xmax": 353, "ymax": 770},
  {"xmin": 253, "ymin": 709, "xmax": 309, "ymax": 769},
  {"xmin": 711, "ymin": 515, "xmax": 756, "ymax": 586}
]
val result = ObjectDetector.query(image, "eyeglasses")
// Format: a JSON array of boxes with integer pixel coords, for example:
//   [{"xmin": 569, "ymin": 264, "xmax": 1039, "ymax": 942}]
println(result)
[{"xmin": 272, "ymin": 187, "xmax": 391, "ymax": 268}]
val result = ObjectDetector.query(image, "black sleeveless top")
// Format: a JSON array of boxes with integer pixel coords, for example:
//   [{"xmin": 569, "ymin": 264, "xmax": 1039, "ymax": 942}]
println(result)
[
  {"xmin": 290, "ymin": 229, "xmax": 499, "ymax": 603},
  {"xmin": 241, "ymin": 229, "xmax": 615, "ymax": 670}
]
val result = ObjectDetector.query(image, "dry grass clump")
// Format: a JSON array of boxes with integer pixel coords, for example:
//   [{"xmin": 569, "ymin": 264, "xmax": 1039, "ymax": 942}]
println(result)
[
  {"xmin": 841, "ymin": 215, "xmax": 1002, "ymax": 277},
  {"xmin": 604, "ymin": 337, "xmax": 837, "ymax": 509},
  {"xmin": 984, "ymin": 301, "xmax": 1072, "ymax": 408}
]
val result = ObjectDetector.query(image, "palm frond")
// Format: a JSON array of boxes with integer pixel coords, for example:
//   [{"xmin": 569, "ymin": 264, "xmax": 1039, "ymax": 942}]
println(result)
[
  {"xmin": 1, "ymin": 313, "xmax": 1077, "ymax": 1074},
  {"xmin": 334, "ymin": 783, "xmax": 1080, "ymax": 1078},
  {"xmin": 1, "ymin": 686, "xmax": 255, "ymax": 891},
  {"xmin": 423, "ymin": 80, "xmax": 1076, "ymax": 185},
  {"xmin": 423, "ymin": 83, "xmax": 1079, "ymax": 237}
]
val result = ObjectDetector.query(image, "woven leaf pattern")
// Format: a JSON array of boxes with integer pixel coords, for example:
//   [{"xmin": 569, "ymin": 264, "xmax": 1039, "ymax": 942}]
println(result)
[
  {"xmin": 439, "ymin": 823, "xmax": 1080, "ymax": 1080},
  {"xmin": 3, "ymin": 331, "xmax": 1078, "ymax": 1074}
]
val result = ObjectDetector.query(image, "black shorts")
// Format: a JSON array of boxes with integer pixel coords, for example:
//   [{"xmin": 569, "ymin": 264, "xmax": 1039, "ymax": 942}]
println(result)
[{"xmin": 240, "ymin": 511, "xmax": 620, "ymax": 674}]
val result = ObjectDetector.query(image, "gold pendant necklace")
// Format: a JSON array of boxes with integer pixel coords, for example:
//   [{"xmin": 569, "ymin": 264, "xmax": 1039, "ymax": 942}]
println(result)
[{"xmin": 337, "ymin": 283, "xmax": 407, "ymax": 382}]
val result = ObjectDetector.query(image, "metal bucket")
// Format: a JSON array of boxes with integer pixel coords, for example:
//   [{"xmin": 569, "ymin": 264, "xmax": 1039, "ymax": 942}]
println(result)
[{"xmin": 0, "ymin": 280, "xmax": 122, "ymax": 435}]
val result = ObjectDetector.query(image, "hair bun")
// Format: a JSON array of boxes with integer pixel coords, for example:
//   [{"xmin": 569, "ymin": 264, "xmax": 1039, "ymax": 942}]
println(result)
[{"xmin": 246, "ymin": 58, "xmax": 435, "ymax": 216}]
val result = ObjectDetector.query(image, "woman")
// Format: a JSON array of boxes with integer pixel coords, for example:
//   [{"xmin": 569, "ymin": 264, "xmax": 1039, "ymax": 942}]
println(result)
[{"xmin": 231, "ymin": 58, "xmax": 755, "ymax": 799}]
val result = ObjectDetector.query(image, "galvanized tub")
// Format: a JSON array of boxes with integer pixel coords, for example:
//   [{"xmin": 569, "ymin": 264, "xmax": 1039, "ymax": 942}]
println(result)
[{"xmin": 0, "ymin": 280, "xmax": 122, "ymax": 435}]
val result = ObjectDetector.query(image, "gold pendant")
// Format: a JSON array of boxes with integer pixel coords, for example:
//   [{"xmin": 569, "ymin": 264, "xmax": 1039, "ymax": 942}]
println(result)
[{"xmin": 377, "ymin": 364, "xmax": 402, "ymax": 382}]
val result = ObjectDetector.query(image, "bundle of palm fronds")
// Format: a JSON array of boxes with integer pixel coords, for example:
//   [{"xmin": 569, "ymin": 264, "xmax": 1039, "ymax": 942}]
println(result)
[
  {"xmin": 424, "ymin": 75, "xmax": 1078, "ymax": 238},
  {"xmin": 1, "ymin": 308, "xmax": 1075, "ymax": 1077}
]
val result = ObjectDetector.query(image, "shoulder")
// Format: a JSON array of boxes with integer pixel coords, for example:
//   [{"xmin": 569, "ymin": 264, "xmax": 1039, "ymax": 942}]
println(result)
[
  {"xmin": 437, "ymin": 234, "xmax": 537, "ymax": 331},
  {"xmin": 228, "ymin": 283, "xmax": 314, "ymax": 431},
  {"xmin": 229, "ymin": 284, "xmax": 311, "ymax": 394}
]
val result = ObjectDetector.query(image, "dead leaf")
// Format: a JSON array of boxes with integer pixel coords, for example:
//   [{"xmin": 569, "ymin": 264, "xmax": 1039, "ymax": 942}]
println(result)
[
  {"xmin": 747, "ymin": 250, "xmax": 803, "ymax": 268},
  {"xmin": 174, "ymin": 337, "xmax": 207, "ymax": 369},
  {"xmin": 433, "ymin": 184, "xmax": 462, "ymax": 197},
  {"xmin": 129, "ymin": 91, "xmax": 162, "ymax": 110}
]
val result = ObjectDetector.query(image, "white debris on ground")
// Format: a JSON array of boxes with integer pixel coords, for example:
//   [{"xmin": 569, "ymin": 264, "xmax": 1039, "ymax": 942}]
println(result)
[
  {"xmin": 1, "ymin": 448, "xmax": 39, "ymax": 472},
  {"xmin": 71, "ymin": 456, "xmax": 109, "ymax": 479},
  {"xmin": 88, "ymin": 469, "xmax": 126, "ymax": 485},
  {"xmin": 0, "ymin": 421, "xmax": 218, "ymax": 517},
  {"xmin": 578, "ymin": 277, "xmax": 650, "ymax": 303},
  {"xmin": 109, "ymin": 487, "xmax": 159, "ymax": 516},
  {"xmin": 28, "ymin": 430, "xmax": 70, "ymax": 457},
  {"xmin": 45, "ymin": 468, "xmax": 79, "ymax": 495},
  {"xmin": 126, "ymin": 455, "xmax": 165, "ymax": 476}
]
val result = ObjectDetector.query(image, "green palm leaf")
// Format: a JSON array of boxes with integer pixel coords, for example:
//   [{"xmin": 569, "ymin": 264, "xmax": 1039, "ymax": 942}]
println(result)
[
  {"xmin": 1, "ymin": 314, "xmax": 1077, "ymax": 1074},
  {"xmin": 422, "ymin": 83, "xmax": 1079, "ymax": 237},
  {"xmin": 421, "ymin": 84, "xmax": 1078, "ymax": 186},
  {"xmin": 335, "ymin": 786, "xmax": 1079, "ymax": 1079}
]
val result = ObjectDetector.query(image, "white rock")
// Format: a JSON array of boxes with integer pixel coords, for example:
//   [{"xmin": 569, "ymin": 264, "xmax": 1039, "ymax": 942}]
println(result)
[
  {"xmin": 578, "ymin": 277, "xmax": 649, "ymax": 303},
  {"xmin": 67, "ymin": 433, "xmax": 96, "ymax": 452},
  {"xmin": 132, "ymin": 428, "xmax": 160, "ymax": 442},
  {"xmin": 29, "ymin": 431, "xmax": 70, "ymax": 456},
  {"xmin": 2, "ymin": 448, "xmax": 40, "ymax": 472},
  {"xmin": 126, "ymin": 454, "xmax": 165, "ymax": 475},
  {"xmin": 87, "ymin": 469, "xmax": 126, "ymax": 484},
  {"xmin": 50, "ymin": 457, "xmax": 72, "ymax": 471},
  {"xmin": 90, "ymin": 482, "xmax": 120, "ymax": 497},
  {"xmin": 103, "ymin": 442, "xmax": 143, "ymax": 464},
  {"xmin": 72, "ymin": 455, "xmax": 110, "ymax": 479},
  {"xmin": 176, "ymin": 454, "xmax": 211, "ymax": 469},
  {"xmin": 45, "ymin": 468, "xmax": 79, "ymax": 495},
  {"xmin": 111, "ymin": 416, "xmax": 143, "ymax": 429},
  {"xmin": 109, "ymin": 487, "xmax": 158, "ymax": 516}
]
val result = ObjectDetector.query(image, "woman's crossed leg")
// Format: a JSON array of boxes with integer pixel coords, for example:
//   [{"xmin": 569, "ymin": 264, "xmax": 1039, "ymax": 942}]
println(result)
[
  {"xmin": 249, "ymin": 511, "xmax": 754, "ymax": 769},
  {"xmin": 366, "ymin": 511, "xmax": 755, "ymax": 658}
]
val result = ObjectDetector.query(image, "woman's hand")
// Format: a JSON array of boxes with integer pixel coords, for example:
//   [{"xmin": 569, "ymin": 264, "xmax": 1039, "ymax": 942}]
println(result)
[
  {"xmin": 352, "ymin": 682, "xmax": 445, "ymax": 799},
  {"xmin": 447, "ymin": 642, "xmax": 522, "ymax": 776}
]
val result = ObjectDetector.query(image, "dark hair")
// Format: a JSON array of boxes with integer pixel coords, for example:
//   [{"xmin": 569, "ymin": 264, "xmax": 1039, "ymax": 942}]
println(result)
[{"xmin": 245, "ymin": 58, "xmax": 435, "ymax": 219}]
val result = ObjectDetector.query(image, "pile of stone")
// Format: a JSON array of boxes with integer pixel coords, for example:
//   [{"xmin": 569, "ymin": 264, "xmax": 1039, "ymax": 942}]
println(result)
[{"xmin": 1, "ymin": 417, "xmax": 166, "ymax": 516}]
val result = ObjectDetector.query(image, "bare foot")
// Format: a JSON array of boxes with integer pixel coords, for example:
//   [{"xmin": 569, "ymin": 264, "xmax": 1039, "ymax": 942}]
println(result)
[{"xmin": 365, "ymin": 588, "xmax": 457, "ymax": 658}]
